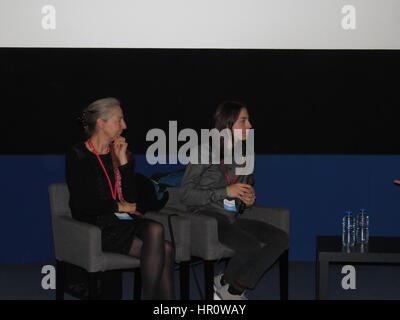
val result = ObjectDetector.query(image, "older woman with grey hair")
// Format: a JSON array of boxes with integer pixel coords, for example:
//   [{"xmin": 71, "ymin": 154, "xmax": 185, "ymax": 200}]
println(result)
[{"xmin": 66, "ymin": 97, "xmax": 174, "ymax": 300}]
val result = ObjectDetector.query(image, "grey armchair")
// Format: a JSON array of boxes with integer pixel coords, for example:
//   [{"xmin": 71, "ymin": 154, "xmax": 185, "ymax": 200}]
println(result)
[
  {"xmin": 163, "ymin": 187, "xmax": 290, "ymax": 300},
  {"xmin": 48, "ymin": 183, "xmax": 191, "ymax": 300}
]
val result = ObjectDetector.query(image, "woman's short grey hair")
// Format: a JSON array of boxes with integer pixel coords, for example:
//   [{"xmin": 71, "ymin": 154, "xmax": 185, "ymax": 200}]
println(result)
[{"xmin": 80, "ymin": 97, "xmax": 121, "ymax": 138}]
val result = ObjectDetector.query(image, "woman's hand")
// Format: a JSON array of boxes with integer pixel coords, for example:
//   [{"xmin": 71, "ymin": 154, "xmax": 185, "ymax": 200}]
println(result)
[
  {"xmin": 118, "ymin": 201, "xmax": 136, "ymax": 214},
  {"xmin": 112, "ymin": 135, "xmax": 128, "ymax": 166},
  {"xmin": 118, "ymin": 201, "xmax": 144, "ymax": 218}
]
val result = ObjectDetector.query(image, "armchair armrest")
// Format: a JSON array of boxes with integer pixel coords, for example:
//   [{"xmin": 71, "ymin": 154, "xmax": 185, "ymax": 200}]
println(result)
[
  {"xmin": 174, "ymin": 211, "xmax": 229, "ymax": 260},
  {"xmin": 240, "ymin": 205, "xmax": 290, "ymax": 235},
  {"xmin": 52, "ymin": 215, "xmax": 103, "ymax": 272}
]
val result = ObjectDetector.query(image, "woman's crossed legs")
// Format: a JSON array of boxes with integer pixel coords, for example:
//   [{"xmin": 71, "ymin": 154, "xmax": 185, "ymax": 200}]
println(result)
[{"xmin": 128, "ymin": 219, "xmax": 175, "ymax": 300}]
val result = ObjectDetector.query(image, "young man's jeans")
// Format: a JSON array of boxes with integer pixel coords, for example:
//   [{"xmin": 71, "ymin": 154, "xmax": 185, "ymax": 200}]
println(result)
[{"xmin": 197, "ymin": 209, "xmax": 289, "ymax": 290}]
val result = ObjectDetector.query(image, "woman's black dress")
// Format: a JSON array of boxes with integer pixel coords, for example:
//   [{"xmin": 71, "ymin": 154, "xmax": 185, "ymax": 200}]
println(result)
[{"xmin": 65, "ymin": 142, "xmax": 168, "ymax": 255}]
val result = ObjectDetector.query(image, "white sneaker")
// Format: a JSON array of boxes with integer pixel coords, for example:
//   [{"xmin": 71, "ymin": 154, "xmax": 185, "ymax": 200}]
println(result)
[
  {"xmin": 213, "ymin": 292, "xmax": 222, "ymax": 300},
  {"xmin": 215, "ymin": 284, "xmax": 248, "ymax": 300},
  {"xmin": 213, "ymin": 273, "xmax": 224, "ymax": 291}
]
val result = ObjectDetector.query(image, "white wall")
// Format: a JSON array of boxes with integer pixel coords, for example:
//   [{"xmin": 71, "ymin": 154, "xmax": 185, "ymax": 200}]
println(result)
[{"xmin": 0, "ymin": 0, "xmax": 399, "ymax": 49}]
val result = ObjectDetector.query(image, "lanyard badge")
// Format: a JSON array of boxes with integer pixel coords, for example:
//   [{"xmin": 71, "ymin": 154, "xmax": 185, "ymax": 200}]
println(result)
[{"xmin": 221, "ymin": 161, "xmax": 239, "ymax": 212}]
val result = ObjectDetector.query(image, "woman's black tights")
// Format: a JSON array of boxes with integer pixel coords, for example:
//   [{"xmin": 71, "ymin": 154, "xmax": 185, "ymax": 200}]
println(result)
[{"xmin": 129, "ymin": 219, "xmax": 175, "ymax": 300}]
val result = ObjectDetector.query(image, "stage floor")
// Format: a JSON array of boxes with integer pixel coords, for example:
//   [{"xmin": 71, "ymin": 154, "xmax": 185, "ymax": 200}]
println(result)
[{"xmin": 0, "ymin": 261, "xmax": 399, "ymax": 300}]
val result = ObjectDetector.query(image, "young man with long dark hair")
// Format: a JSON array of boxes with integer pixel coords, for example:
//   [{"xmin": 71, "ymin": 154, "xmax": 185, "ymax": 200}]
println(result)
[{"xmin": 180, "ymin": 101, "xmax": 289, "ymax": 300}]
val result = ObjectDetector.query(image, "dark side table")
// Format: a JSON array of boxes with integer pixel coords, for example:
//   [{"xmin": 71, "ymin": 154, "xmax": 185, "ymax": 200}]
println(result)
[{"xmin": 316, "ymin": 236, "xmax": 400, "ymax": 300}]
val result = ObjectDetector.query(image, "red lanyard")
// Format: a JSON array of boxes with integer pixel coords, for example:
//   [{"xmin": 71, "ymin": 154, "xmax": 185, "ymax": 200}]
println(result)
[
  {"xmin": 221, "ymin": 161, "xmax": 239, "ymax": 185},
  {"xmin": 88, "ymin": 140, "xmax": 118, "ymax": 201}
]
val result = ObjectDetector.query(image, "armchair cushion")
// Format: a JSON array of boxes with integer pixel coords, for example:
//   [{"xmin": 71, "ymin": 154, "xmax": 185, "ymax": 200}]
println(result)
[{"xmin": 102, "ymin": 252, "xmax": 140, "ymax": 271}]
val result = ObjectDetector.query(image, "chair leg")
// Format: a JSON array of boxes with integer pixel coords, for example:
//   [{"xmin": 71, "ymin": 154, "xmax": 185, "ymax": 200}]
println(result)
[
  {"xmin": 101, "ymin": 270, "xmax": 123, "ymax": 300},
  {"xmin": 55, "ymin": 260, "xmax": 64, "ymax": 300},
  {"xmin": 88, "ymin": 272, "xmax": 100, "ymax": 300},
  {"xmin": 204, "ymin": 260, "xmax": 214, "ymax": 300},
  {"xmin": 179, "ymin": 261, "xmax": 190, "ymax": 300},
  {"xmin": 133, "ymin": 268, "xmax": 142, "ymax": 300},
  {"xmin": 279, "ymin": 249, "xmax": 289, "ymax": 300}
]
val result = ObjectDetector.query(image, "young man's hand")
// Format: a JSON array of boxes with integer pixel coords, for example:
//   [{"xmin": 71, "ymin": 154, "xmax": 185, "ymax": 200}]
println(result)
[{"xmin": 227, "ymin": 183, "xmax": 256, "ymax": 205}]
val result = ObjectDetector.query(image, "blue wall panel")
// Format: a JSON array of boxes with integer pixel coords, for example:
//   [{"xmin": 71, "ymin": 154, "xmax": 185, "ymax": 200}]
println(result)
[{"xmin": 1, "ymin": 155, "xmax": 399, "ymax": 262}]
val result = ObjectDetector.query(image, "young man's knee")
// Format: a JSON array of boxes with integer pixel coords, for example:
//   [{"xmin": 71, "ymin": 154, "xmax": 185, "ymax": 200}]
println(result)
[
  {"xmin": 234, "ymin": 243, "xmax": 262, "ymax": 259},
  {"xmin": 273, "ymin": 229, "xmax": 289, "ymax": 248}
]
